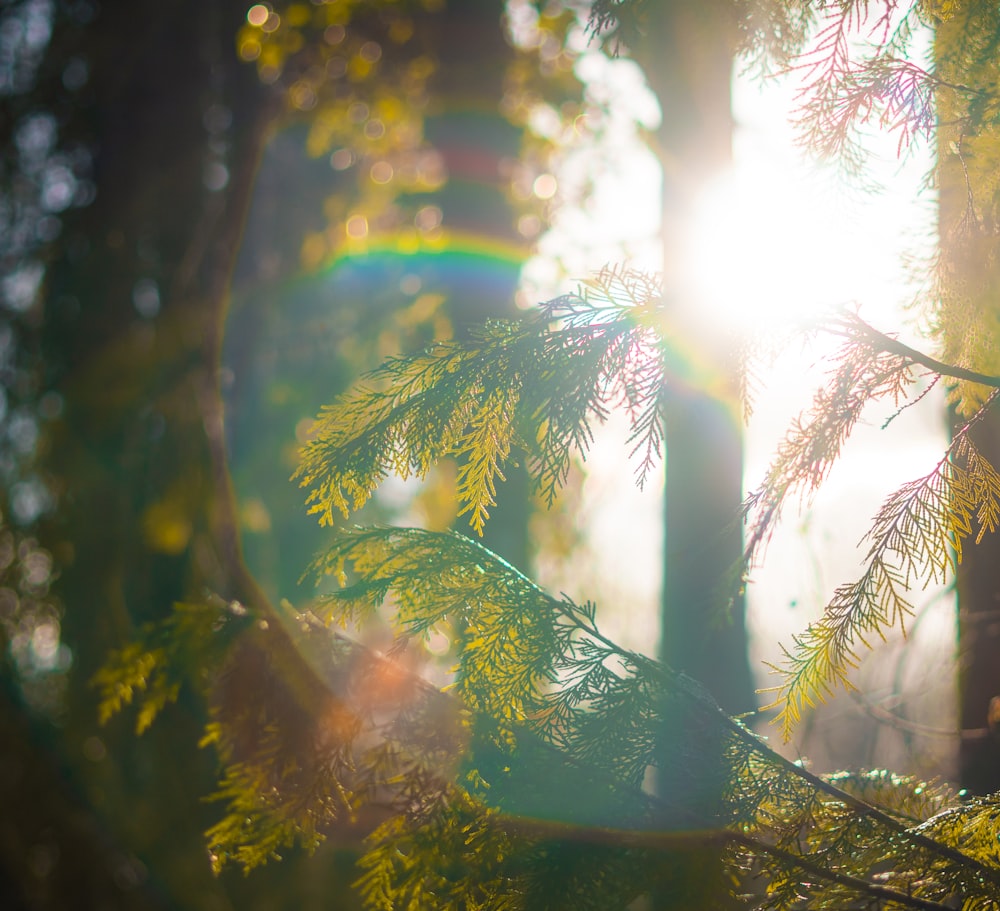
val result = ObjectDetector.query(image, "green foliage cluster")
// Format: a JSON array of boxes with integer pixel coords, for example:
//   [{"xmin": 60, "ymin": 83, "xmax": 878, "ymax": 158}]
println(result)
[
  {"xmin": 742, "ymin": 314, "xmax": 1000, "ymax": 736},
  {"xmin": 100, "ymin": 271, "xmax": 1000, "ymax": 908},
  {"xmin": 294, "ymin": 268, "xmax": 668, "ymax": 534},
  {"xmin": 94, "ymin": 0, "xmax": 1000, "ymax": 907},
  {"xmin": 933, "ymin": 3, "xmax": 1000, "ymax": 413},
  {"xmin": 94, "ymin": 598, "xmax": 253, "ymax": 735}
]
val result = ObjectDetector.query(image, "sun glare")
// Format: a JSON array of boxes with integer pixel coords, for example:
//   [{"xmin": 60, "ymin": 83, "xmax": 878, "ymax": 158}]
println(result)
[
  {"xmin": 518, "ymin": 34, "xmax": 936, "ymax": 664},
  {"xmin": 683, "ymin": 157, "xmax": 921, "ymax": 338},
  {"xmin": 684, "ymin": 169, "xmax": 833, "ymax": 333},
  {"xmin": 680, "ymin": 68, "xmax": 934, "ymax": 342}
]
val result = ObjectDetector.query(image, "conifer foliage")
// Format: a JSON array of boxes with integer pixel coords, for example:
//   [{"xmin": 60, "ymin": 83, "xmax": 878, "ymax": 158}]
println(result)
[
  {"xmin": 294, "ymin": 268, "xmax": 668, "ymax": 534},
  {"xmin": 99, "ymin": 270, "xmax": 1000, "ymax": 908},
  {"xmin": 95, "ymin": 1, "xmax": 1000, "ymax": 908}
]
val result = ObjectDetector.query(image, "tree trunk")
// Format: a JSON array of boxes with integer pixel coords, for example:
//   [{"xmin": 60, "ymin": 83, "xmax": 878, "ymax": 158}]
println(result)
[
  {"xmin": 34, "ymin": 2, "xmax": 365, "ymax": 907},
  {"xmin": 639, "ymin": 2, "xmax": 755, "ymax": 715},
  {"xmin": 956, "ymin": 405, "xmax": 1000, "ymax": 794},
  {"xmin": 424, "ymin": 0, "xmax": 531, "ymax": 571},
  {"xmin": 634, "ymin": 3, "xmax": 752, "ymax": 908},
  {"xmin": 935, "ymin": 8, "xmax": 1000, "ymax": 796}
]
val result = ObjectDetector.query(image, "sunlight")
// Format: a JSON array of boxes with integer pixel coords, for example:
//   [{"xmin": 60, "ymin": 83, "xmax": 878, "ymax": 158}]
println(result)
[
  {"xmin": 682, "ymin": 154, "xmax": 926, "ymax": 338},
  {"xmin": 683, "ymin": 167, "xmax": 845, "ymax": 333},
  {"xmin": 526, "ymin": 52, "xmax": 940, "ymax": 677},
  {"xmin": 681, "ymin": 71, "xmax": 933, "ymax": 341}
]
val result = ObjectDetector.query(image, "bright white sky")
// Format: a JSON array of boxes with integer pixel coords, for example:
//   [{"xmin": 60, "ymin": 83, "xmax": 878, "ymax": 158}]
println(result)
[
  {"xmin": 726, "ymin": 73, "xmax": 954, "ymax": 772},
  {"xmin": 523, "ymin": 30, "xmax": 955, "ymax": 767}
]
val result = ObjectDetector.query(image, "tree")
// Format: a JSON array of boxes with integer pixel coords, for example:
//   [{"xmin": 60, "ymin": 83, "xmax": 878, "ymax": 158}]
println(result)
[
  {"xmin": 628, "ymin": 0, "xmax": 756, "ymax": 720},
  {"xmin": 1, "ymin": 1, "xmax": 283, "ymax": 906},
  {"xmin": 223, "ymin": 0, "xmax": 546, "ymax": 596},
  {"xmin": 933, "ymin": 2, "xmax": 1000, "ymax": 796},
  {"xmin": 0, "ymin": 0, "xmax": 574, "ymax": 906},
  {"xmin": 102, "ymin": 268, "xmax": 1000, "ymax": 910},
  {"xmin": 23, "ymin": 0, "xmax": 1000, "ymax": 909}
]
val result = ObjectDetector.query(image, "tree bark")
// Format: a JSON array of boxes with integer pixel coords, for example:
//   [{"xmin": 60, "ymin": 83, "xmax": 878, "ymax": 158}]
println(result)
[
  {"xmin": 31, "ymin": 2, "xmax": 363, "ymax": 907},
  {"xmin": 955, "ymin": 408, "xmax": 1000, "ymax": 794},
  {"xmin": 639, "ymin": 1, "xmax": 755, "ymax": 715},
  {"xmin": 424, "ymin": 0, "xmax": 531, "ymax": 571},
  {"xmin": 935, "ymin": 8, "xmax": 1000, "ymax": 796},
  {"xmin": 634, "ymin": 3, "xmax": 752, "ymax": 908}
]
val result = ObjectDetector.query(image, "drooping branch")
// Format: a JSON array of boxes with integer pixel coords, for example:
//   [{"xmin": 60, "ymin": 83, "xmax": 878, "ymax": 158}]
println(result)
[
  {"xmin": 766, "ymin": 389, "xmax": 1000, "ymax": 739},
  {"xmin": 825, "ymin": 312, "xmax": 1000, "ymax": 390}
]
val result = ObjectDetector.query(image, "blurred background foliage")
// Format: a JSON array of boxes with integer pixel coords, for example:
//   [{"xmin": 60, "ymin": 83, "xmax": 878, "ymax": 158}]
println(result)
[{"xmin": 0, "ymin": 0, "xmax": 610, "ymax": 906}]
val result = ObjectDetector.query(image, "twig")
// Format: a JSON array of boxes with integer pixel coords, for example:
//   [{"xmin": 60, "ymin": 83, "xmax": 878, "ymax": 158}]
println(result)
[
  {"xmin": 829, "ymin": 314, "xmax": 1000, "ymax": 389},
  {"xmin": 562, "ymin": 600, "xmax": 1000, "ymax": 891}
]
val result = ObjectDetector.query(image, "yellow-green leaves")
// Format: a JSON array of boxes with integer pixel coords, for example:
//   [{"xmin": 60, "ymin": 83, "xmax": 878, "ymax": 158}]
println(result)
[
  {"xmin": 203, "ymin": 736, "xmax": 334, "ymax": 874},
  {"xmin": 740, "ymin": 310, "xmax": 1000, "ymax": 737},
  {"xmin": 313, "ymin": 527, "xmax": 561, "ymax": 720},
  {"xmin": 295, "ymin": 268, "xmax": 668, "ymax": 536},
  {"xmin": 742, "ymin": 316, "xmax": 917, "ymax": 574},
  {"xmin": 760, "ymin": 388, "xmax": 1000, "ymax": 740},
  {"xmin": 94, "ymin": 599, "xmax": 250, "ymax": 734},
  {"xmin": 93, "ymin": 642, "xmax": 170, "ymax": 733},
  {"xmin": 315, "ymin": 524, "xmax": 1000, "ymax": 909},
  {"xmin": 455, "ymin": 386, "xmax": 518, "ymax": 534},
  {"xmin": 313, "ymin": 526, "xmax": 669, "ymax": 791}
]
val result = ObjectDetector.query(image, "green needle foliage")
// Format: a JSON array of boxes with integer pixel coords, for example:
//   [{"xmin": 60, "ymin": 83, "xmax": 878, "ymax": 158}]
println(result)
[
  {"xmin": 94, "ymin": 0, "xmax": 1000, "ymax": 906},
  {"xmin": 294, "ymin": 267, "xmax": 669, "ymax": 534},
  {"xmin": 98, "ymin": 273, "xmax": 1000, "ymax": 908},
  {"xmin": 742, "ymin": 314, "xmax": 1000, "ymax": 736}
]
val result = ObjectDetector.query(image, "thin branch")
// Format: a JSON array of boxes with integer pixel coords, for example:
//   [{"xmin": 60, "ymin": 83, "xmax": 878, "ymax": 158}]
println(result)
[
  {"xmin": 496, "ymin": 818, "xmax": 956, "ymax": 911},
  {"xmin": 828, "ymin": 314, "xmax": 1000, "ymax": 389},
  {"xmin": 560, "ymin": 600, "xmax": 1000, "ymax": 892},
  {"xmin": 727, "ymin": 830, "xmax": 954, "ymax": 911},
  {"xmin": 848, "ymin": 690, "xmax": 962, "ymax": 740}
]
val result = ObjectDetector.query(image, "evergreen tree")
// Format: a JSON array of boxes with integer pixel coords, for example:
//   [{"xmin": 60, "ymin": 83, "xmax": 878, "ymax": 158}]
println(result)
[
  {"xmin": 103, "ymin": 268, "xmax": 1000, "ymax": 909},
  {"xmin": 33, "ymin": 0, "xmax": 1000, "ymax": 908},
  {"xmin": 932, "ymin": 2, "xmax": 1000, "ymax": 796},
  {"xmin": 0, "ymin": 0, "xmax": 570, "ymax": 905}
]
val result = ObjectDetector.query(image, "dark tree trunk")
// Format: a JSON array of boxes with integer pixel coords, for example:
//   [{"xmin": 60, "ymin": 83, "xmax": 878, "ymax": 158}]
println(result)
[
  {"xmin": 638, "ymin": 2, "xmax": 754, "ymax": 715},
  {"xmin": 934, "ymin": 11, "xmax": 1000, "ymax": 797},
  {"xmin": 424, "ymin": 0, "xmax": 531, "ymax": 571},
  {"xmin": 27, "ymin": 2, "xmax": 363, "ymax": 907},
  {"xmin": 956, "ymin": 407, "xmax": 1000, "ymax": 794},
  {"xmin": 630, "ymin": 3, "xmax": 752, "ymax": 908}
]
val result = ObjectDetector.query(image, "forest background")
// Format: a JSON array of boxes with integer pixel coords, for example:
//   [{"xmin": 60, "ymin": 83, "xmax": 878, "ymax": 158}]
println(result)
[{"xmin": 3, "ymin": 1, "xmax": 1000, "ymax": 909}]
